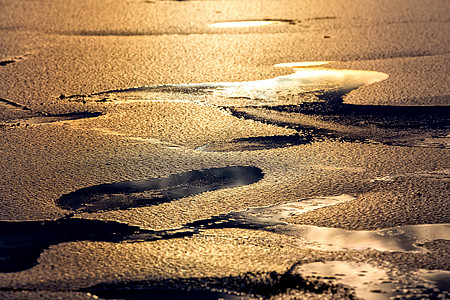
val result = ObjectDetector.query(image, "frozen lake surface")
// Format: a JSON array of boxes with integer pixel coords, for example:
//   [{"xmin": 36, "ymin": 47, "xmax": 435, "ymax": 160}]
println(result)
[{"xmin": 0, "ymin": 0, "xmax": 449, "ymax": 298}]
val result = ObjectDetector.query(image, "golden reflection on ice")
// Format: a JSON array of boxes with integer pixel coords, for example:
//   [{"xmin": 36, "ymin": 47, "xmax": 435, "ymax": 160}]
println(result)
[{"xmin": 209, "ymin": 21, "xmax": 279, "ymax": 28}]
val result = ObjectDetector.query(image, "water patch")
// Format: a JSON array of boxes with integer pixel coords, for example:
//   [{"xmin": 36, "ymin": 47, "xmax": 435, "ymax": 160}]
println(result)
[
  {"xmin": 205, "ymin": 70, "xmax": 321, "ymax": 106},
  {"xmin": 57, "ymin": 166, "xmax": 264, "ymax": 212},
  {"xmin": 292, "ymin": 262, "xmax": 450, "ymax": 299},
  {"xmin": 67, "ymin": 63, "xmax": 388, "ymax": 108},
  {"xmin": 189, "ymin": 67, "xmax": 387, "ymax": 106}
]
